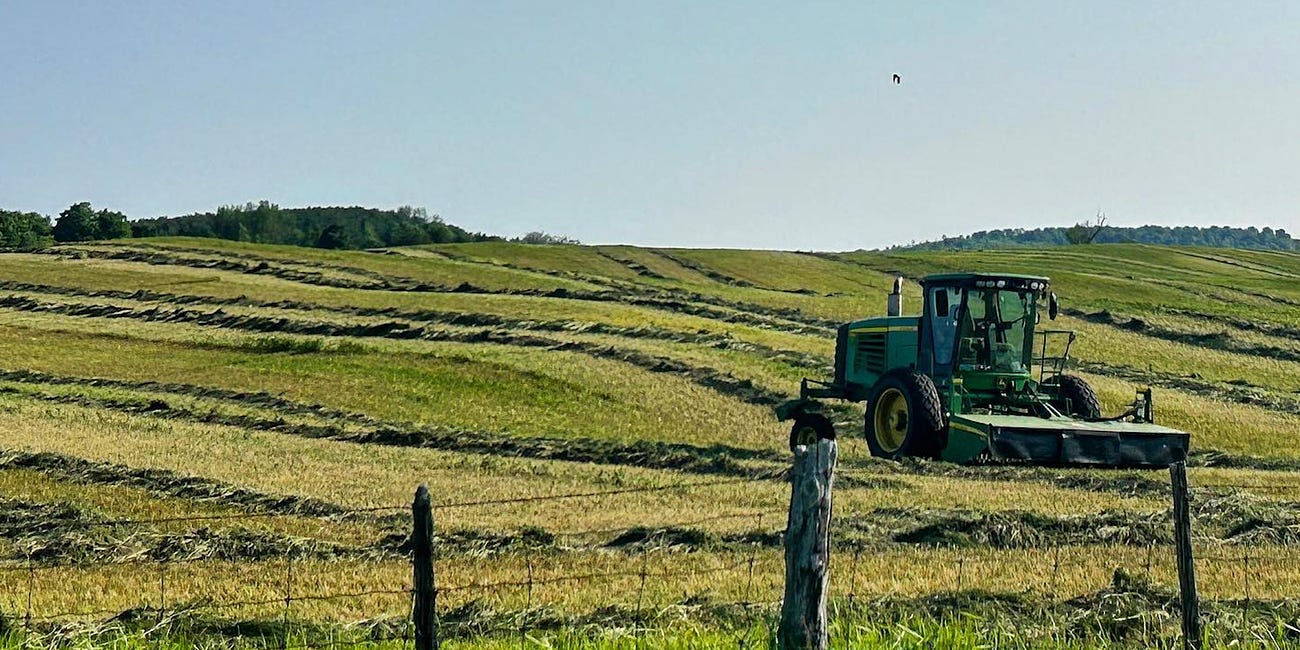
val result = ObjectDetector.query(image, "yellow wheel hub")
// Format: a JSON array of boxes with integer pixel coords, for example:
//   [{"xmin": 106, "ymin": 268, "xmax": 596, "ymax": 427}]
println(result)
[{"xmin": 873, "ymin": 387, "xmax": 910, "ymax": 452}]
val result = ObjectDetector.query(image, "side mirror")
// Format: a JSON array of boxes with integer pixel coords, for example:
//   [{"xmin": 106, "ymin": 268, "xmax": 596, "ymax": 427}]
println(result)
[
  {"xmin": 1049, "ymin": 292, "xmax": 1059, "ymax": 320},
  {"xmin": 934, "ymin": 290, "xmax": 949, "ymax": 318}
]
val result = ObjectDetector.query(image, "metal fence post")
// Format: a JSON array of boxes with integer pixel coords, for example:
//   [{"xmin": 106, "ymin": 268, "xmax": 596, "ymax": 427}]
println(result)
[
  {"xmin": 1170, "ymin": 460, "xmax": 1201, "ymax": 650},
  {"xmin": 413, "ymin": 484, "xmax": 438, "ymax": 650}
]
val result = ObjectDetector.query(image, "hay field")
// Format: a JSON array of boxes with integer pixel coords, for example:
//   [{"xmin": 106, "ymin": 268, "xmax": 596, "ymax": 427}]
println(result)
[{"xmin": 3, "ymin": 238, "xmax": 1300, "ymax": 648}]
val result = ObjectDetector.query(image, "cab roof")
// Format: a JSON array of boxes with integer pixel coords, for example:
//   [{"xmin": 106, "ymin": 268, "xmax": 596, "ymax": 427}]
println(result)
[{"xmin": 921, "ymin": 272, "xmax": 1049, "ymax": 285}]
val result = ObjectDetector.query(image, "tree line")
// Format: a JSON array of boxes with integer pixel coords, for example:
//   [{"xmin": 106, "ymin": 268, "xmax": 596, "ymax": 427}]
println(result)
[
  {"xmin": 131, "ymin": 202, "xmax": 496, "ymax": 248},
  {"xmin": 892, "ymin": 224, "xmax": 1297, "ymax": 252},
  {"xmin": 0, "ymin": 202, "xmax": 516, "ymax": 250}
]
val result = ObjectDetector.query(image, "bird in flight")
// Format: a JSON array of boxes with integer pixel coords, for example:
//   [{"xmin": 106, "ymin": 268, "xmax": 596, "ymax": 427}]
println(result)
[{"xmin": 892, "ymin": 73, "xmax": 902, "ymax": 85}]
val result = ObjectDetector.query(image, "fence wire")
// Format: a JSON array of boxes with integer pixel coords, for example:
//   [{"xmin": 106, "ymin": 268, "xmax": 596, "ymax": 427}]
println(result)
[
  {"xmin": 4, "ymin": 475, "xmax": 782, "ymax": 647},
  {"xmin": 6, "ymin": 465, "xmax": 1300, "ymax": 646}
]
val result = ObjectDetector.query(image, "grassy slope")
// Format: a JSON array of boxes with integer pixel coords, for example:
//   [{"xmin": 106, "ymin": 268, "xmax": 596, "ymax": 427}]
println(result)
[{"xmin": 2, "ymin": 238, "xmax": 1300, "ymax": 646}]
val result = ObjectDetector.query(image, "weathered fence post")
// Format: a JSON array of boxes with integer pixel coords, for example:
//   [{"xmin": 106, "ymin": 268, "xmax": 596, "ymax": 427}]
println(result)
[
  {"xmin": 778, "ymin": 439, "xmax": 836, "ymax": 650},
  {"xmin": 1170, "ymin": 460, "xmax": 1201, "ymax": 650},
  {"xmin": 413, "ymin": 484, "xmax": 439, "ymax": 650}
]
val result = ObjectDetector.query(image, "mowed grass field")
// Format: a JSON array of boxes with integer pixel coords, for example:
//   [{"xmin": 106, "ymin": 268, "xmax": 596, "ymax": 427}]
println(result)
[{"xmin": 3, "ymin": 238, "xmax": 1300, "ymax": 648}]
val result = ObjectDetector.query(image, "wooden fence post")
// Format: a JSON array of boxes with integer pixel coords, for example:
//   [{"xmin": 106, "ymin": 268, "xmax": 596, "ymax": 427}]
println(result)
[
  {"xmin": 778, "ymin": 439, "xmax": 836, "ymax": 650},
  {"xmin": 413, "ymin": 484, "xmax": 439, "ymax": 650},
  {"xmin": 1170, "ymin": 461, "xmax": 1201, "ymax": 650}
]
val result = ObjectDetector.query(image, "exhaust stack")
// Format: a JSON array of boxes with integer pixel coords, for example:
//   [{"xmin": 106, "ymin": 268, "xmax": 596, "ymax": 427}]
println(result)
[{"xmin": 887, "ymin": 276, "xmax": 903, "ymax": 316}]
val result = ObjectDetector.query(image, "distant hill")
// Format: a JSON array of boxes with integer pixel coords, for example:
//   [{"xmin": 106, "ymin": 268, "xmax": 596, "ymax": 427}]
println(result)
[
  {"xmin": 130, "ymin": 202, "xmax": 496, "ymax": 249},
  {"xmin": 890, "ymin": 225, "xmax": 1297, "ymax": 252}
]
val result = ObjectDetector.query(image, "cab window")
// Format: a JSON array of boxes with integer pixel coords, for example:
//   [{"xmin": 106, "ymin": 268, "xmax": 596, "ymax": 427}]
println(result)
[{"xmin": 930, "ymin": 286, "xmax": 961, "ymax": 366}]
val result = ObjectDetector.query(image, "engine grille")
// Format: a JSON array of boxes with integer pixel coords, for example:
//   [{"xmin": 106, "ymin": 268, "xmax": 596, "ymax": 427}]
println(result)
[{"xmin": 854, "ymin": 332, "xmax": 887, "ymax": 374}]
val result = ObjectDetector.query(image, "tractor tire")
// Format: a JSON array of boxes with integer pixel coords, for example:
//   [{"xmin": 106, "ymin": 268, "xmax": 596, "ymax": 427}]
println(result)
[
  {"xmin": 865, "ymin": 369, "xmax": 945, "ymax": 460},
  {"xmin": 1053, "ymin": 374, "xmax": 1102, "ymax": 419},
  {"xmin": 788, "ymin": 412, "xmax": 836, "ymax": 451}
]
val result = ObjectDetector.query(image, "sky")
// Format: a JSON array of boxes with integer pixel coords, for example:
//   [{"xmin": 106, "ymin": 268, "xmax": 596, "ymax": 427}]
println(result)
[{"xmin": 2, "ymin": 2, "xmax": 1299, "ymax": 250}]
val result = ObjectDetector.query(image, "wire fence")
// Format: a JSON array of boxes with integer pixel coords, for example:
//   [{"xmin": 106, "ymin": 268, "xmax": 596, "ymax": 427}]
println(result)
[{"xmin": 5, "ymin": 467, "xmax": 1300, "ymax": 647}]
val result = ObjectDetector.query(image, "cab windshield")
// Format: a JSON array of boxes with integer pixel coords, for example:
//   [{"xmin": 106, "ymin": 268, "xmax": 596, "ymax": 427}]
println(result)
[{"xmin": 958, "ymin": 288, "xmax": 1036, "ymax": 373}]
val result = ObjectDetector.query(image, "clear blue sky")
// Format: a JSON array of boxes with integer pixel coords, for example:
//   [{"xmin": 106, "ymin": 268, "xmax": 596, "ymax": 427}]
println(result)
[{"xmin": 3, "ymin": 2, "xmax": 1298, "ymax": 250}]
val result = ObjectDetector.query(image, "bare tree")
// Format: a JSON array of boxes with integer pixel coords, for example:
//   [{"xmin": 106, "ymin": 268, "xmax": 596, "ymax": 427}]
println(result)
[{"xmin": 1065, "ymin": 211, "xmax": 1108, "ymax": 245}]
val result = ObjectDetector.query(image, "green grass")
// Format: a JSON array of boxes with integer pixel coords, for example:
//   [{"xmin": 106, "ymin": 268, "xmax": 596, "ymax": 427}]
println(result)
[
  {"xmin": 3, "ymin": 238, "xmax": 1300, "ymax": 646},
  {"xmin": 6, "ymin": 604, "xmax": 1300, "ymax": 649}
]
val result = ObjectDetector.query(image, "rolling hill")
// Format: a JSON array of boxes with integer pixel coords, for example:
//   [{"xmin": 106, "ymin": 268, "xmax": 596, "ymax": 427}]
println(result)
[{"xmin": 1, "ymin": 238, "xmax": 1299, "ymax": 647}]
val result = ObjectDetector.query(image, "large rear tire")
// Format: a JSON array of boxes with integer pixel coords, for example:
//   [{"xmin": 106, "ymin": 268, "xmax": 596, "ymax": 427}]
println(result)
[
  {"xmin": 864, "ymin": 369, "xmax": 944, "ymax": 459},
  {"xmin": 1053, "ymin": 374, "xmax": 1102, "ymax": 419},
  {"xmin": 788, "ymin": 412, "xmax": 836, "ymax": 451}
]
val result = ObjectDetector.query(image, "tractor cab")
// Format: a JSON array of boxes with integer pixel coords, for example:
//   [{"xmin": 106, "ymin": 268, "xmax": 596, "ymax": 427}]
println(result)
[{"xmin": 920, "ymin": 273, "xmax": 1053, "ymax": 397}]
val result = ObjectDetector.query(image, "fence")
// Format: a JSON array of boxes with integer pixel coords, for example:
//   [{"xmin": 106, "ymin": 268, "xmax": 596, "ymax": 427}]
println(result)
[
  {"xmin": 0, "ymin": 475, "xmax": 788, "ymax": 648},
  {"xmin": 4, "ymin": 452, "xmax": 1300, "ymax": 648}
]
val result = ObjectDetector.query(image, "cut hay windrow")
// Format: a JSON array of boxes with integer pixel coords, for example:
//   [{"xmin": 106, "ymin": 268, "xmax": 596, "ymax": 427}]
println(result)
[
  {"xmin": 0, "ymin": 380, "xmax": 787, "ymax": 479},
  {"xmin": 0, "ymin": 447, "xmax": 356, "ymax": 520},
  {"xmin": 4, "ymin": 365, "xmax": 1291, "ymax": 500},
  {"xmin": 1067, "ymin": 308, "xmax": 1300, "ymax": 363},
  {"xmin": 414, "ymin": 245, "xmax": 839, "ymax": 309},
  {"xmin": 1146, "ymin": 276, "xmax": 1300, "ymax": 311},
  {"xmin": 1160, "ymin": 306, "xmax": 1300, "ymax": 340},
  {"xmin": 592, "ymin": 249, "xmax": 669, "ymax": 280},
  {"xmin": 38, "ymin": 246, "xmax": 837, "ymax": 335},
  {"xmin": 650, "ymin": 250, "xmax": 762, "ymax": 289},
  {"xmin": 0, "ymin": 294, "xmax": 795, "ymax": 407},
  {"xmin": 1077, "ymin": 360, "xmax": 1300, "ymax": 421},
  {"xmin": 9, "ymin": 518, "xmax": 380, "ymax": 565},
  {"xmin": 1168, "ymin": 248, "xmax": 1300, "ymax": 280},
  {"xmin": 363, "ymin": 245, "xmax": 847, "ymax": 330},
  {"xmin": 649, "ymin": 250, "xmax": 827, "ymax": 296},
  {"xmin": 857, "ymin": 457, "xmax": 1172, "ymax": 499},
  {"xmin": 0, "ymin": 280, "xmax": 832, "ymax": 372},
  {"xmin": 150, "ymin": 239, "xmax": 846, "ymax": 329}
]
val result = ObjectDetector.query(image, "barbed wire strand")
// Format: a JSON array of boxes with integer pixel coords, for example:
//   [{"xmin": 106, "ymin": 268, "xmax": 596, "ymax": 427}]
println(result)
[
  {"xmin": 1, "ymin": 475, "xmax": 766, "ymax": 542},
  {"xmin": 19, "ymin": 472, "xmax": 1300, "ymax": 644},
  {"xmin": 0, "ymin": 507, "xmax": 786, "ymax": 578},
  {"xmin": 433, "ymin": 475, "xmax": 768, "ymax": 511}
]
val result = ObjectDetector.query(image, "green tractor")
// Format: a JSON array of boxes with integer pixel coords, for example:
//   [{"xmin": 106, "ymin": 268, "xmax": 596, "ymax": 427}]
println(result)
[{"xmin": 778, "ymin": 273, "xmax": 1189, "ymax": 467}]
